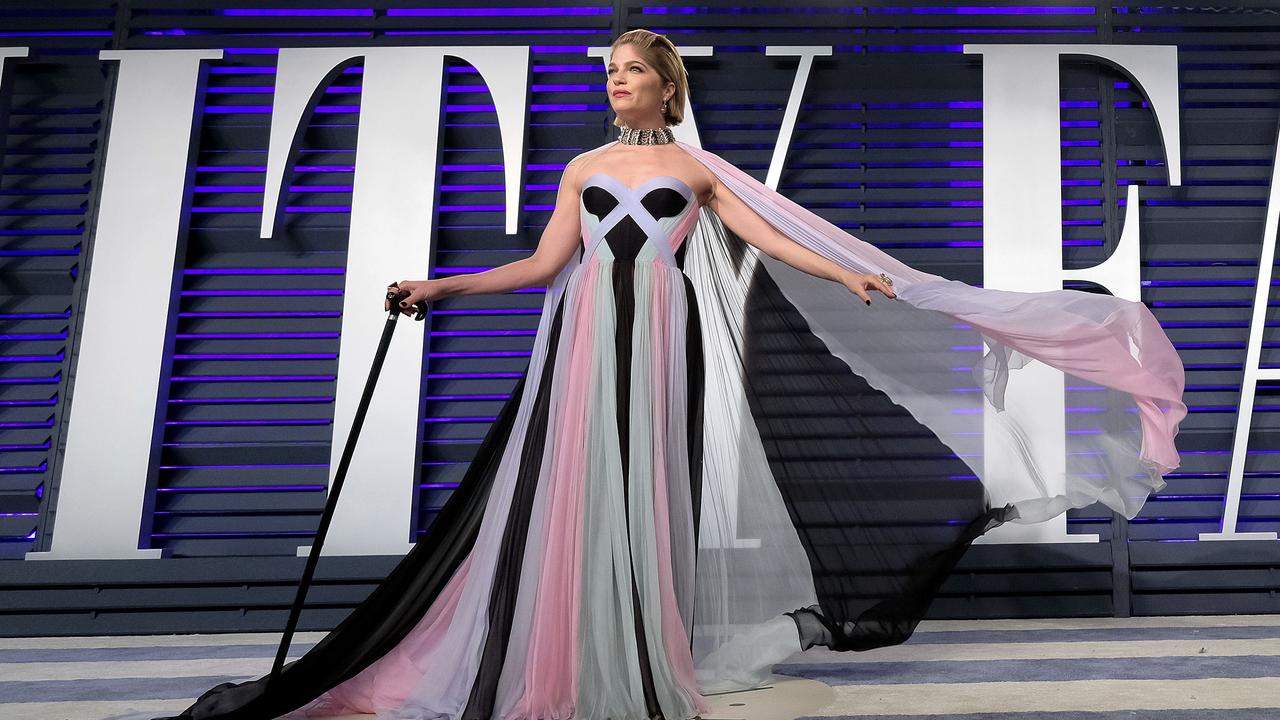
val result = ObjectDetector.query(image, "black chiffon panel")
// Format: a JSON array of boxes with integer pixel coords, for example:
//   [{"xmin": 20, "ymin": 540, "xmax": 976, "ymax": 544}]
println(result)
[
  {"xmin": 460, "ymin": 295, "xmax": 568, "ymax": 720},
  {"xmin": 737, "ymin": 259, "xmax": 1017, "ymax": 653},
  {"xmin": 162, "ymin": 298, "xmax": 568, "ymax": 720}
]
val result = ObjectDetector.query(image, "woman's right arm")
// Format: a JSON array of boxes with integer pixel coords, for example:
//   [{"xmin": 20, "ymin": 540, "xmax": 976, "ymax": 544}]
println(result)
[{"xmin": 387, "ymin": 155, "xmax": 590, "ymax": 315}]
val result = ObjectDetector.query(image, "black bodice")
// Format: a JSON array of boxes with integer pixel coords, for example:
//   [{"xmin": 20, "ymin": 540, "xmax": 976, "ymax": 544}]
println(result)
[{"xmin": 582, "ymin": 185, "xmax": 690, "ymax": 264}]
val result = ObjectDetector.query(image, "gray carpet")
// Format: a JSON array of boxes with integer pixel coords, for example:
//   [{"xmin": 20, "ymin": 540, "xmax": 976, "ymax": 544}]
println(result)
[{"xmin": 2, "ymin": 617, "xmax": 1279, "ymax": 720}]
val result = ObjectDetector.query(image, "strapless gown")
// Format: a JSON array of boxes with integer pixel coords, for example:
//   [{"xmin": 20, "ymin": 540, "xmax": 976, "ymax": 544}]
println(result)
[{"xmin": 292, "ymin": 172, "xmax": 724, "ymax": 720}]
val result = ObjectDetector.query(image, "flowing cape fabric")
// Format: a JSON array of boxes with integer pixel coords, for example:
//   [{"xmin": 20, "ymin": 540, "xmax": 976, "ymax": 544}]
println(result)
[
  {"xmin": 669, "ymin": 138, "xmax": 1184, "ymax": 670},
  {"xmin": 139, "ymin": 139, "xmax": 1184, "ymax": 720}
]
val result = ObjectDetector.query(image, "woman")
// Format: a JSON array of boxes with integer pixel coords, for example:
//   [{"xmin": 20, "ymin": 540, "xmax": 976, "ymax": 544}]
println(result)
[{"xmin": 136, "ymin": 28, "xmax": 1185, "ymax": 720}]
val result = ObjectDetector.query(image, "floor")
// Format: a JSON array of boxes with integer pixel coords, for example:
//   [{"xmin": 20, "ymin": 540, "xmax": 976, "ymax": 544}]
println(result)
[{"xmin": 2, "ymin": 615, "xmax": 1279, "ymax": 720}]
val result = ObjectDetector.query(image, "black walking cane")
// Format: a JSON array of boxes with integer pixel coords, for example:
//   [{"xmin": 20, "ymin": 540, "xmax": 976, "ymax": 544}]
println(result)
[{"xmin": 267, "ymin": 283, "xmax": 430, "ymax": 686}]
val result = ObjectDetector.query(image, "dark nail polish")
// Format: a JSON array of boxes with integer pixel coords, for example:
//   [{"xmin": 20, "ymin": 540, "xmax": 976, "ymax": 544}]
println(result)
[{"xmin": 865, "ymin": 299, "xmax": 871, "ymax": 306}]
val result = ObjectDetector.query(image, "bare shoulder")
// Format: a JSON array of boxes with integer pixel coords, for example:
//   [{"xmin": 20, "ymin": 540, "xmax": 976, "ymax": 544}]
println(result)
[{"xmin": 560, "ymin": 147, "xmax": 604, "ymax": 193}]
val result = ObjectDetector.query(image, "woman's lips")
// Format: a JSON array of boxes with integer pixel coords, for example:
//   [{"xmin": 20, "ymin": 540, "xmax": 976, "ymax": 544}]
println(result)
[{"xmin": 613, "ymin": 91, "xmax": 630, "ymax": 97}]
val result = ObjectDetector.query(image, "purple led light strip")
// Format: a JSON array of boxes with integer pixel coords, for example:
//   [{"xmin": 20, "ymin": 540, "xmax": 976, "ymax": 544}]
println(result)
[
  {"xmin": 389, "ymin": 7, "xmax": 609, "ymax": 17},
  {"xmin": 165, "ymin": 419, "xmax": 330, "ymax": 426},
  {"xmin": 184, "ymin": 267, "xmax": 343, "ymax": 275},
  {"xmin": 155, "ymin": 485, "xmax": 326, "ymax": 492},
  {"xmin": 171, "ymin": 353, "xmax": 336, "ymax": 360},
  {"xmin": 176, "ymin": 333, "xmax": 338, "ymax": 340},
  {"xmin": 168, "ymin": 397, "xmax": 333, "ymax": 404},
  {"xmin": 170, "ymin": 375, "xmax": 336, "ymax": 382},
  {"xmin": 158, "ymin": 463, "xmax": 326, "ymax": 470},
  {"xmin": 646, "ymin": 5, "xmax": 1096, "ymax": 14},
  {"xmin": 220, "ymin": 8, "xmax": 374, "ymax": 16}
]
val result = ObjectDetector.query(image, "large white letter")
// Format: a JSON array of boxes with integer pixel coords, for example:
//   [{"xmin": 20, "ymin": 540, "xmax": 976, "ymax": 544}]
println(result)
[
  {"xmin": 28, "ymin": 49, "xmax": 223, "ymax": 560},
  {"xmin": 964, "ymin": 44, "xmax": 1181, "ymax": 544},
  {"xmin": 763, "ymin": 46, "xmax": 832, "ymax": 191},
  {"xmin": 1200, "ymin": 122, "xmax": 1280, "ymax": 541},
  {"xmin": 261, "ymin": 47, "xmax": 530, "ymax": 556}
]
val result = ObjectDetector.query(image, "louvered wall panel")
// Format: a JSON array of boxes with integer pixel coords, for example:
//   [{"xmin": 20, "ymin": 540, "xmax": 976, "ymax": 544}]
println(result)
[
  {"xmin": 116, "ymin": 2, "xmax": 621, "ymax": 557},
  {"xmin": 1107, "ymin": 1, "xmax": 1280, "ymax": 614},
  {"xmin": 152, "ymin": 43, "xmax": 361, "ymax": 557},
  {"xmin": 0, "ymin": 2, "xmax": 117, "ymax": 559},
  {"xmin": 1114, "ymin": 3, "xmax": 1279, "ymax": 543},
  {"xmin": 1, "ymin": 0, "xmax": 1278, "ymax": 634},
  {"xmin": 0, "ymin": 1, "xmax": 625, "ymax": 632},
  {"xmin": 418, "ymin": 38, "xmax": 615, "ymax": 540}
]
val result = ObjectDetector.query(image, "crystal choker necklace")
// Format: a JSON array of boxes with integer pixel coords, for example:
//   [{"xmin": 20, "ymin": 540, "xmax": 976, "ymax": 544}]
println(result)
[{"xmin": 618, "ymin": 124, "xmax": 675, "ymax": 145}]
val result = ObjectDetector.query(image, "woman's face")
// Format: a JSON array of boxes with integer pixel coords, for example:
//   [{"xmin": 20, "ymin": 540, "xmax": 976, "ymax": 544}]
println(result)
[{"xmin": 607, "ymin": 43, "xmax": 672, "ymax": 126}]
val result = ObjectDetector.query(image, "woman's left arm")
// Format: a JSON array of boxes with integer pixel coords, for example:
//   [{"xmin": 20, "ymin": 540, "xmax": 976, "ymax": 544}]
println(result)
[{"xmin": 704, "ymin": 173, "xmax": 897, "ymax": 305}]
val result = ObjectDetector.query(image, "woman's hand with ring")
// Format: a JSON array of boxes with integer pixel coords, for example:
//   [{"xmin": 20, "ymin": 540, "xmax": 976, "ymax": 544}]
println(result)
[{"xmin": 840, "ymin": 271, "xmax": 897, "ymax": 306}]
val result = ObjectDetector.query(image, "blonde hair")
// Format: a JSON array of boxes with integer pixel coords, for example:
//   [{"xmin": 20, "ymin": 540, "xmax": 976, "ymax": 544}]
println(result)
[{"xmin": 610, "ymin": 29, "xmax": 688, "ymax": 127}]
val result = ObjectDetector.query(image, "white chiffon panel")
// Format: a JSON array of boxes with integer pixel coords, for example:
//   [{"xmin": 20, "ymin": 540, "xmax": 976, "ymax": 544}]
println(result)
[{"xmin": 681, "ymin": 206, "xmax": 820, "ymax": 694}]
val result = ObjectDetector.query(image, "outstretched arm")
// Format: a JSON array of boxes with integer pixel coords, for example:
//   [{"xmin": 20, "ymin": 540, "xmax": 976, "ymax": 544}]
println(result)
[
  {"xmin": 438, "ymin": 155, "xmax": 588, "ymax": 296},
  {"xmin": 388, "ymin": 154, "xmax": 590, "ymax": 315},
  {"xmin": 704, "ymin": 173, "xmax": 896, "ymax": 305}
]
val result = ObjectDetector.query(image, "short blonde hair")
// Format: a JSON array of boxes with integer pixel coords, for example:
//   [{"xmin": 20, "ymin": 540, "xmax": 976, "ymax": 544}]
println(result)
[{"xmin": 610, "ymin": 29, "xmax": 688, "ymax": 127}]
